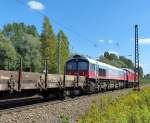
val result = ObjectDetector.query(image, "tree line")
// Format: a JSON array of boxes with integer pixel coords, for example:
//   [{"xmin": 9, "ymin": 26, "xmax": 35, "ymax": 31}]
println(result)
[
  {"xmin": 0, "ymin": 16, "xmax": 69, "ymax": 74},
  {"xmin": 98, "ymin": 51, "xmax": 143, "ymax": 78}
]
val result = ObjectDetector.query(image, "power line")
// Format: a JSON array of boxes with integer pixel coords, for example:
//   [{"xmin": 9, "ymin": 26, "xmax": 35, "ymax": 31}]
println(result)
[
  {"xmin": 15, "ymin": 0, "xmax": 96, "ymax": 48},
  {"xmin": 16, "ymin": 0, "xmax": 111, "ymax": 61}
]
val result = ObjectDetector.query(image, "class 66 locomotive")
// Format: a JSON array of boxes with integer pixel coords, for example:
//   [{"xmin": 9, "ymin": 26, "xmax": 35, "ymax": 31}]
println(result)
[{"xmin": 65, "ymin": 54, "xmax": 137, "ymax": 93}]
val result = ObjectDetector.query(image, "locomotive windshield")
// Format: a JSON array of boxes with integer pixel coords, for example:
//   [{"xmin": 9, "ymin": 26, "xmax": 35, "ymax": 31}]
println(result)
[
  {"xmin": 66, "ymin": 60, "xmax": 88, "ymax": 71},
  {"xmin": 78, "ymin": 61, "xmax": 88, "ymax": 70},
  {"xmin": 67, "ymin": 61, "xmax": 77, "ymax": 70}
]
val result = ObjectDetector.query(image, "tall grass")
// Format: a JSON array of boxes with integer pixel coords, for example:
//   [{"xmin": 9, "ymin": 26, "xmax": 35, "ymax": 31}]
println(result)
[
  {"xmin": 78, "ymin": 87, "xmax": 150, "ymax": 123},
  {"xmin": 141, "ymin": 79, "xmax": 150, "ymax": 84}
]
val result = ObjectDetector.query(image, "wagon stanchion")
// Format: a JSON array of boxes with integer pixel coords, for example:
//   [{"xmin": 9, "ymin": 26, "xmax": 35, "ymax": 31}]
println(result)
[
  {"xmin": 5, "ymin": 58, "xmax": 19, "ymax": 93},
  {"xmin": 55, "ymin": 64, "xmax": 66, "ymax": 100},
  {"xmin": 77, "ymin": 61, "xmax": 79, "ymax": 87},
  {"xmin": 8, "ymin": 75, "xmax": 15, "ymax": 93},
  {"xmin": 44, "ymin": 59, "xmax": 48, "ymax": 90},
  {"xmin": 7, "ymin": 59, "xmax": 10, "ymax": 71},
  {"xmin": 18, "ymin": 57, "xmax": 22, "ymax": 91},
  {"xmin": 63, "ymin": 64, "xmax": 66, "ymax": 88}
]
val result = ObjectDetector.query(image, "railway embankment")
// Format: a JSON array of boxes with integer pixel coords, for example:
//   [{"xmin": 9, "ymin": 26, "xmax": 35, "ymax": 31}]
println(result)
[
  {"xmin": 78, "ymin": 84, "xmax": 150, "ymax": 123},
  {"xmin": 0, "ymin": 84, "xmax": 149, "ymax": 123}
]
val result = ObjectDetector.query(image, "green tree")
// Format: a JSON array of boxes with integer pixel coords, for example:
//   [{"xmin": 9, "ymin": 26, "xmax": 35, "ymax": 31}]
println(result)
[
  {"xmin": 109, "ymin": 53, "xmax": 118, "ymax": 61},
  {"xmin": 99, "ymin": 56, "xmax": 112, "ymax": 65},
  {"xmin": 2, "ymin": 23, "xmax": 38, "ymax": 39},
  {"xmin": 99, "ymin": 52, "xmax": 120, "ymax": 67},
  {"xmin": 2, "ymin": 23, "xmax": 41, "ymax": 72},
  {"xmin": 139, "ymin": 66, "xmax": 143, "ymax": 78},
  {"xmin": 99, "ymin": 51, "xmax": 144, "ymax": 79},
  {"xmin": 100, "ymin": 51, "xmax": 134, "ymax": 69},
  {"xmin": 57, "ymin": 30, "xmax": 70, "ymax": 74},
  {"xmin": 41, "ymin": 16, "xmax": 57, "ymax": 73},
  {"xmin": 119, "ymin": 56, "xmax": 134, "ymax": 69},
  {"xmin": 104, "ymin": 51, "xmax": 109, "ymax": 59},
  {"xmin": 2, "ymin": 23, "xmax": 39, "ymax": 54},
  {"xmin": 0, "ymin": 33, "xmax": 17, "ymax": 70},
  {"xmin": 17, "ymin": 34, "xmax": 42, "ymax": 72},
  {"xmin": 103, "ymin": 51, "xmax": 118, "ymax": 61}
]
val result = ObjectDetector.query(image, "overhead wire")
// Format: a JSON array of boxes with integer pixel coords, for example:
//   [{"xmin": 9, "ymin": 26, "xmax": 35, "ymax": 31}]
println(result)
[
  {"xmin": 16, "ymin": 1, "xmax": 97, "ymax": 45},
  {"xmin": 16, "ymin": 0, "xmax": 108, "ymax": 59}
]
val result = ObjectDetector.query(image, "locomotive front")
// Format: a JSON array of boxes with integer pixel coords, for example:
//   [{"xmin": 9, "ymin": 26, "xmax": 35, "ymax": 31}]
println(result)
[{"xmin": 65, "ymin": 55, "xmax": 89, "ymax": 77}]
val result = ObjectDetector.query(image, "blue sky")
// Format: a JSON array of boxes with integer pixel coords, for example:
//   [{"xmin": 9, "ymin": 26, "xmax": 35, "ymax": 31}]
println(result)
[{"xmin": 0, "ymin": 0, "xmax": 150, "ymax": 74}]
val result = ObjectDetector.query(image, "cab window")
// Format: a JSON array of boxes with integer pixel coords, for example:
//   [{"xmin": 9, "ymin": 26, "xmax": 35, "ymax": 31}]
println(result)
[
  {"xmin": 78, "ymin": 61, "xmax": 88, "ymax": 70},
  {"xmin": 67, "ymin": 61, "xmax": 77, "ymax": 70}
]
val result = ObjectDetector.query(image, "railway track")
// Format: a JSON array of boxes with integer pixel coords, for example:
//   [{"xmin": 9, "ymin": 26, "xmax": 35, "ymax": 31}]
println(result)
[
  {"xmin": 0, "ymin": 96, "xmax": 79, "ymax": 115},
  {"xmin": 0, "ymin": 83, "xmax": 149, "ymax": 115}
]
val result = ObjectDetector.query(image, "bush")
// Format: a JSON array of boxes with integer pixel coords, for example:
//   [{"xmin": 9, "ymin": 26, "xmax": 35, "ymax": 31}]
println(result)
[{"xmin": 78, "ymin": 87, "xmax": 150, "ymax": 123}]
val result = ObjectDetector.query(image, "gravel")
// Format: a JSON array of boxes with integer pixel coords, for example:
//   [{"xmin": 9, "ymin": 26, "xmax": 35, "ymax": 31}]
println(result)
[{"xmin": 0, "ymin": 85, "xmax": 149, "ymax": 123}]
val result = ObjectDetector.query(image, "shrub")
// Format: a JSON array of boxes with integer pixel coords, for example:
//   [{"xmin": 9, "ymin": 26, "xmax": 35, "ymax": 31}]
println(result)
[{"xmin": 78, "ymin": 87, "xmax": 150, "ymax": 123}]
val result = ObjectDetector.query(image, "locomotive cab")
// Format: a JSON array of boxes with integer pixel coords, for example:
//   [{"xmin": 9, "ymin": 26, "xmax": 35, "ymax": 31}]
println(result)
[{"xmin": 65, "ymin": 55, "xmax": 89, "ymax": 77}]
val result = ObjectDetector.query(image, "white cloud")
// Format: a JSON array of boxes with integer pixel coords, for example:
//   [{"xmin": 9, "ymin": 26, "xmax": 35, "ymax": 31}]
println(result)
[
  {"xmin": 108, "ymin": 51, "xmax": 119, "ymax": 56},
  {"xmin": 139, "ymin": 63, "xmax": 149, "ymax": 68},
  {"xmin": 139, "ymin": 38, "xmax": 150, "ymax": 45},
  {"xmin": 27, "ymin": 1, "xmax": 45, "ymax": 11},
  {"xmin": 139, "ymin": 63, "xmax": 144, "ymax": 67},
  {"xmin": 99, "ymin": 40, "xmax": 104, "ymax": 43},
  {"xmin": 108, "ymin": 40, "xmax": 113, "ymax": 44}
]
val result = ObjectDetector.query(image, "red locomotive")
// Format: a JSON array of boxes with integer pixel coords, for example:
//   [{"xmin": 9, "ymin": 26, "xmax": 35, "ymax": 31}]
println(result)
[{"xmin": 65, "ymin": 55, "xmax": 136, "ymax": 92}]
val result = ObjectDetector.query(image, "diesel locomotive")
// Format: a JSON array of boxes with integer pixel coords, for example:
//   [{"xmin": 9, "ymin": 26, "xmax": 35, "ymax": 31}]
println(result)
[{"xmin": 65, "ymin": 54, "xmax": 136, "ymax": 93}]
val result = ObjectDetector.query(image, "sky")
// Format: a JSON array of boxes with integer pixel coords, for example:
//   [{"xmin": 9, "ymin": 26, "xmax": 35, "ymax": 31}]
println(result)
[{"xmin": 0, "ymin": 0, "xmax": 150, "ymax": 74}]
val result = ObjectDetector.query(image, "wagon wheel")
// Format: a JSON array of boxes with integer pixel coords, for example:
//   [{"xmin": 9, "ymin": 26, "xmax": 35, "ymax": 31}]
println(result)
[
  {"xmin": 57, "ymin": 89, "xmax": 66, "ymax": 100},
  {"xmin": 40, "ymin": 90, "xmax": 50, "ymax": 100}
]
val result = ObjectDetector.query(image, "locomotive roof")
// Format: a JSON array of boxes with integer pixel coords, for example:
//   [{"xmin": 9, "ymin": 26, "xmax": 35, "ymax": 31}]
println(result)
[
  {"xmin": 86, "ymin": 57, "xmax": 124, "ymax": 72},
  {"xmin": 70, "ymin": 55, "xmax": 124, "ymax": 72}
]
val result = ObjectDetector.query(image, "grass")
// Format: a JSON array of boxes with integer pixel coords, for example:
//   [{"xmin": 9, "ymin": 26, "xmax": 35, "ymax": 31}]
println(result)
[
  {"xmin": 59, "ymin": 113, "xmax": 70, "ymax": 123},
  {"xmin": 141, "ymin": 79, "xmax": 150, "ymax": 84},
  {"xmin": 78, "ymin": 87, "xmax": 150, "ymax": 123}
]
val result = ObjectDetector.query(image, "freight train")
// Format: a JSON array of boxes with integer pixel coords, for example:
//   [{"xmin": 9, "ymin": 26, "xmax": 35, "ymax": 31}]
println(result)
[{"xmin": 0, "ymin": 54, "xmax": 137, "ymax": 99}]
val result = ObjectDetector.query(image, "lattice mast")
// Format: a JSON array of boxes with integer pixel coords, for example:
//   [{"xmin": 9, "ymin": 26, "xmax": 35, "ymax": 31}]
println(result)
[{"xmin": 134, "ymin": 25, "xmax": 140, "ymax": 89}]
